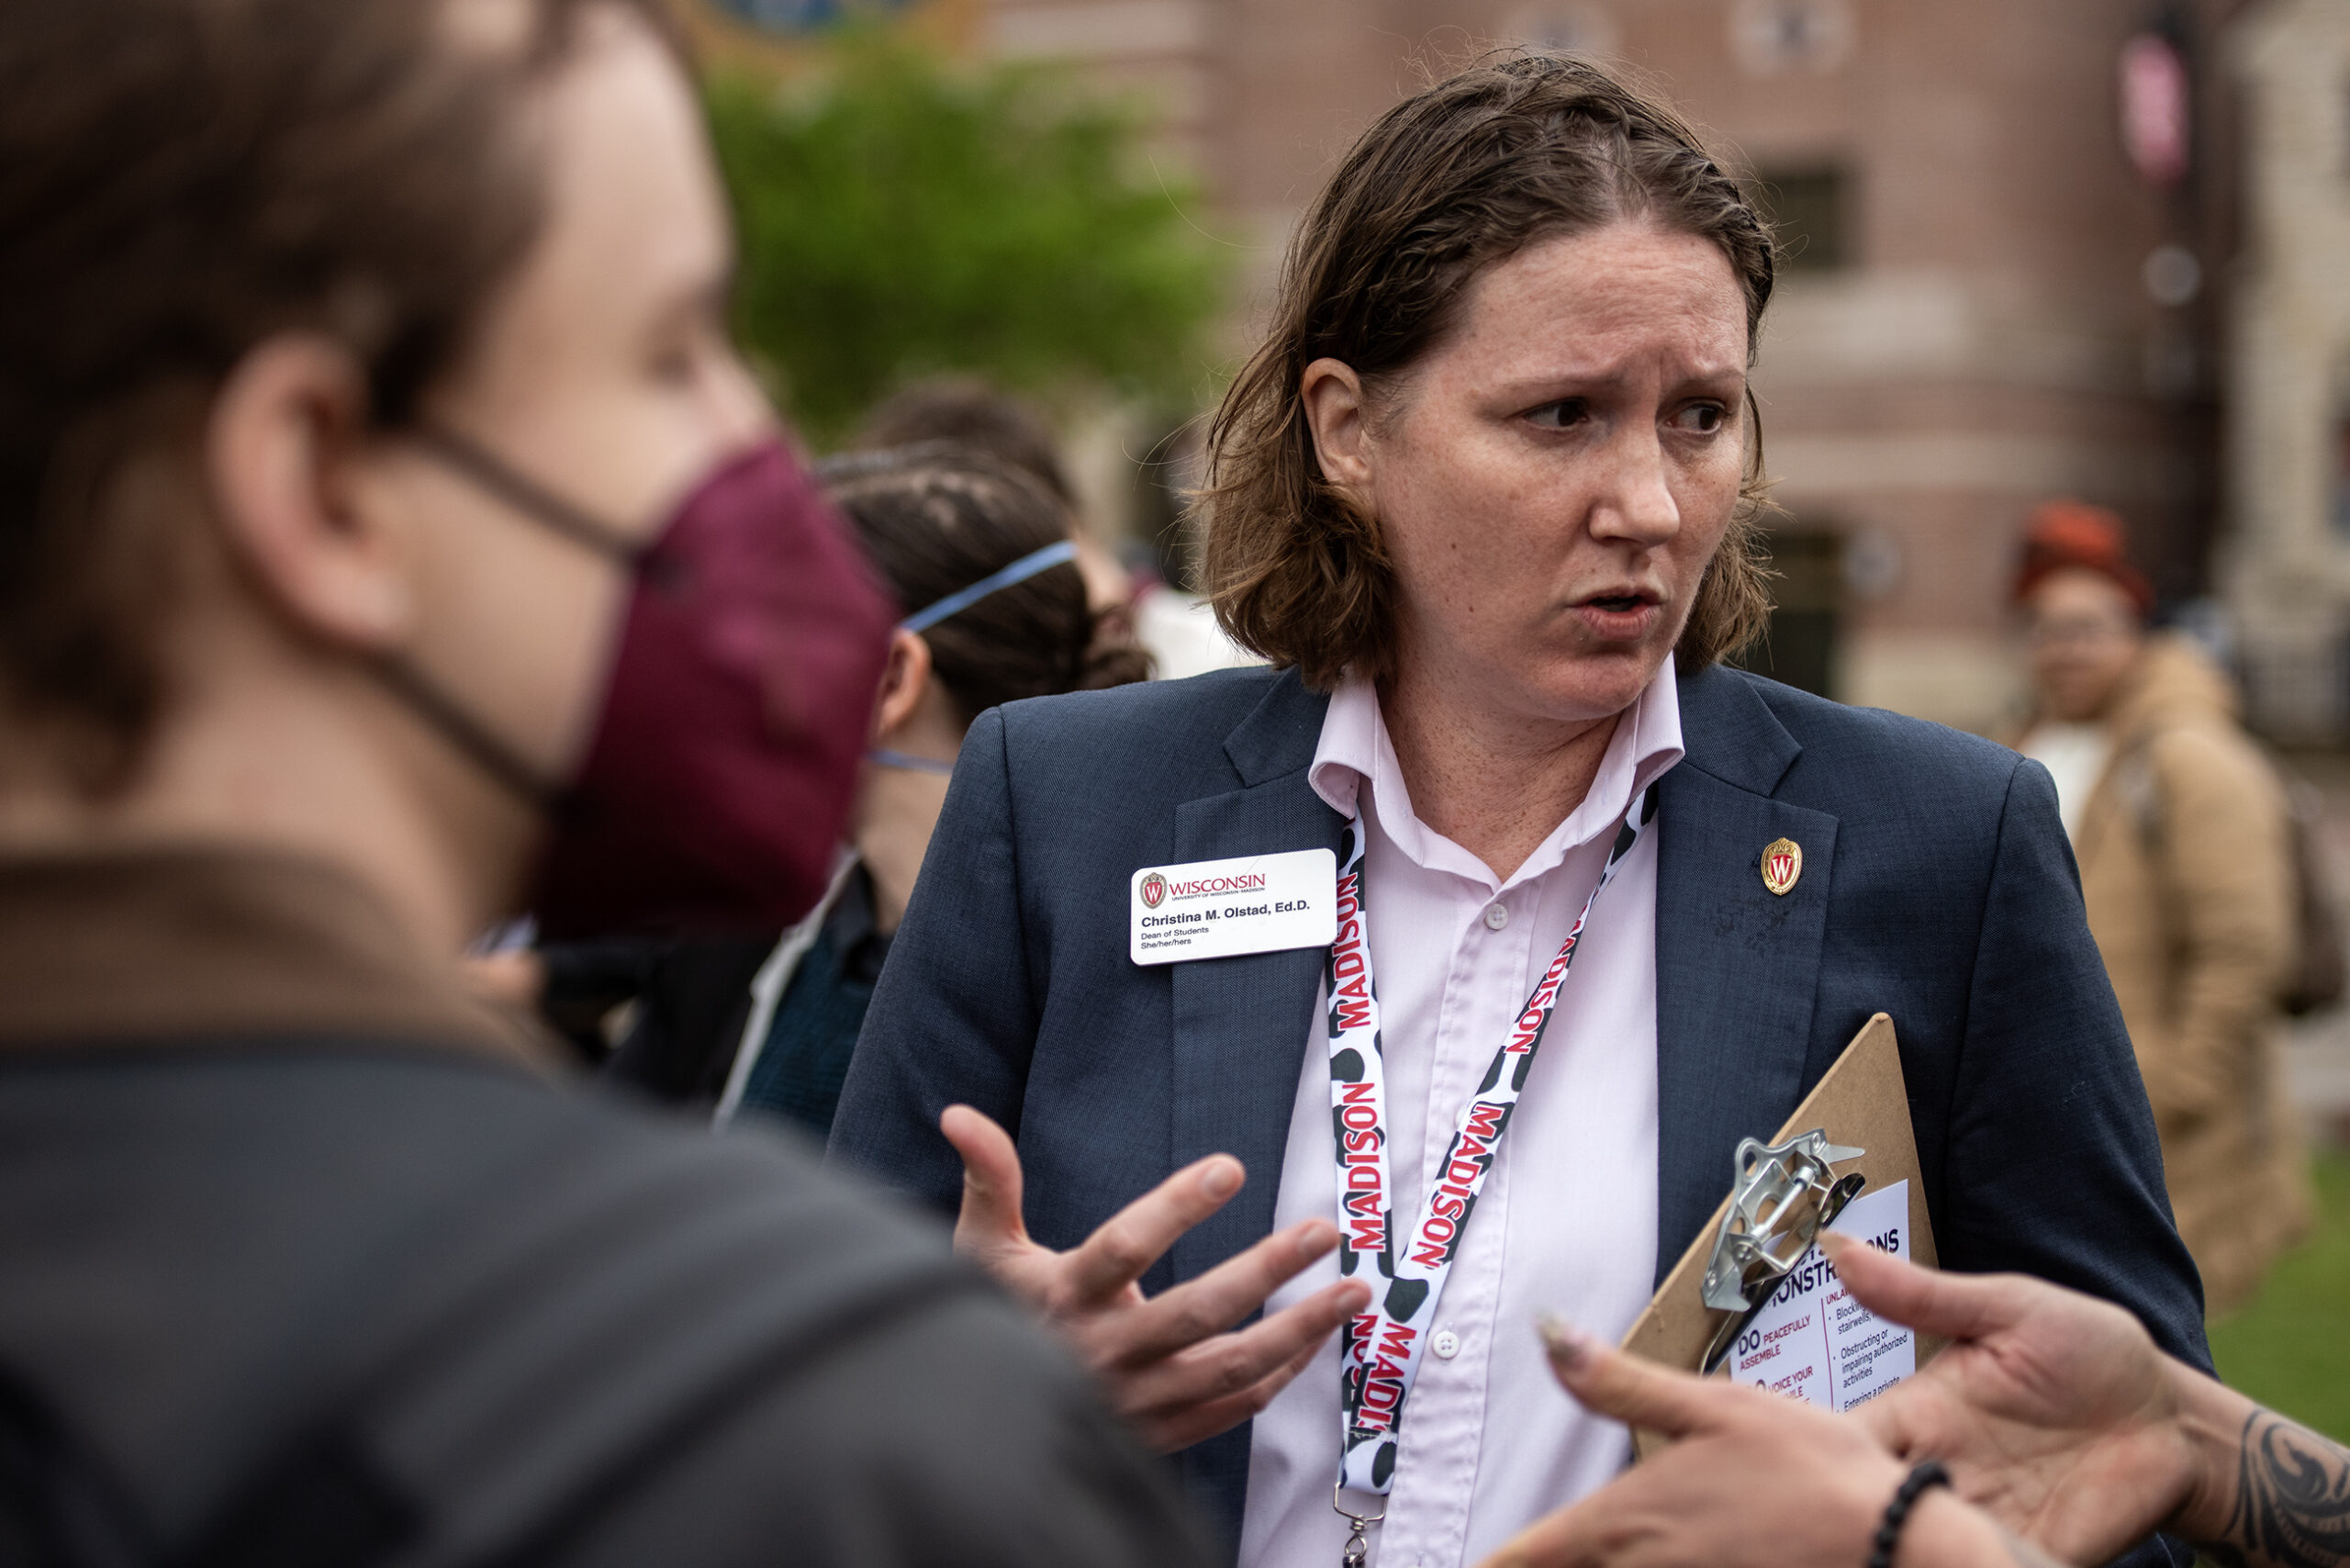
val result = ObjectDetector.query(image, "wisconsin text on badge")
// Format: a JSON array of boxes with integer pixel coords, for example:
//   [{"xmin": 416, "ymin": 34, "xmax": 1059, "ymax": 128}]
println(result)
[{"xmin": 1129, "ymin": 848, "xmax": 1337, "ymax": 966}]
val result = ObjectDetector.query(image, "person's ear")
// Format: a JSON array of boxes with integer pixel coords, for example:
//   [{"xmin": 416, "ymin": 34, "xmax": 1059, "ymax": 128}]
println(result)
[
  {"xmin": 869, "ymin": 627, "xmax": 934, "ymax": 743},
  {"xmin": 1300, "ymin": 358, "xmax": 1374, "ymax": 506},
  {"xmin": 205, "ymin": 333, "xmax": 415, "ymax": 651}
]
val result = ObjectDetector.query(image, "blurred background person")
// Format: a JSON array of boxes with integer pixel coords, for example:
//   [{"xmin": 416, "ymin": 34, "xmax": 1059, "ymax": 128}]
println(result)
[
  {"xmin": 851, "ymin": 374, "xmax": 1257, "ymax": 681},
  {"xmin": 851, "ymin": 376, "xmax": 1129, "ymax": 614},
  {"xmin": 537, "ymin": 442, "xmax": 1149, "ymax": 1112},
  {"xmin": 2010, "ymin": 500, "xmax": 2314, "ymax": 1315},
  {"xmin": 0, "ymin": 0, "xmax": 1211, "ymax": 1560},
  {"xmin": 711, "ymin": 444, "xmax": 1154, "ymax": 1136}
]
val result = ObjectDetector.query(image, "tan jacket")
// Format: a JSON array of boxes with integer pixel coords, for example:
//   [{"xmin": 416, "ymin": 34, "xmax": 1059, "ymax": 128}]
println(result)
[{"xmin": 2035, "ymin": 635, "xmax": 2313, "ymax": 1315}]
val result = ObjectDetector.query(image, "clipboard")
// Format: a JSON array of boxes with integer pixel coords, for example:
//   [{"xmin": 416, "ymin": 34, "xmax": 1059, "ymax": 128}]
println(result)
[{"xmin": 1618, "ymin": 1013, "xmax": 1942, "ymax": 1456}]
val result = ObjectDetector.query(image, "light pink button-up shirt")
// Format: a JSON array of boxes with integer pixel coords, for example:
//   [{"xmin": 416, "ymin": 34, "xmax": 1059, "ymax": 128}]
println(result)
[{"xmin": 1238, "ymin": 662, "xmax": 1684, "ymax": 1568}]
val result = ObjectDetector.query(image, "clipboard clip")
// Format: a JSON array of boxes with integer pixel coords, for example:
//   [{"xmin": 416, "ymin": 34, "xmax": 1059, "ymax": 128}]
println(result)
[{"xmin": 1697, "ymin": 1128, "xmax": 1866, "ymax": 1374}]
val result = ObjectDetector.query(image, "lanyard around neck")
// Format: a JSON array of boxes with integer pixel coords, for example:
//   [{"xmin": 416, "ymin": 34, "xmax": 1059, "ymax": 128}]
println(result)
[{"xmin": 1326, "ymin": 785, "xmax": 1656, "ymax": 1505}]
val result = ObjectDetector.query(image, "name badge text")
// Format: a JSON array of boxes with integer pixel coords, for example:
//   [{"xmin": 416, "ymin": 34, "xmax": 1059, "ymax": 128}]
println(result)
[{"xmin": 1130, "ymin": 849, "xmax": 1337, "ymax": 966}]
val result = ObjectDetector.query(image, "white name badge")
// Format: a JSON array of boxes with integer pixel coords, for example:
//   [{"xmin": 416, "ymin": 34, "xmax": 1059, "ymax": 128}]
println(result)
[{"xmin": 1130, "ymin": 849, "xmax": 1337, "ymax": 966}]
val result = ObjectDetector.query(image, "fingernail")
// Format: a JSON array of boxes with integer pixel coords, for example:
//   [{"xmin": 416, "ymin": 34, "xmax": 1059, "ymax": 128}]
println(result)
[
  {"xmin": 1200, "ymin": 1159, "xmax": 1241, "ymax": 1200},
  {"xmin": 1298, "ymin": 1222, "xmax": 1337, "ymax": 1260},
  {"xmin": 1539, "ymin": 1313, "xmax": 1595, "ymax": 1369},
  {"xmin": 1818, "ymin": 1232, "xmax": 1853, "ymax": 1259}
]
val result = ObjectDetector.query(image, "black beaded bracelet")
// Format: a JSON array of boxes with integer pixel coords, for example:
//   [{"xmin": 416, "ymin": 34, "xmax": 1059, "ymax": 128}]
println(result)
[{"xmin": 1866, "ymin": 1460, "xmax": 1953, "ymax": 1568}]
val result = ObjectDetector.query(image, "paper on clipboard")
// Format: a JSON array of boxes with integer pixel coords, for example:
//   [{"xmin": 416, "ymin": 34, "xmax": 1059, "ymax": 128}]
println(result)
[
  {"xmin": 1720, "ymin": 1178, "xmax": 1916, "ymax": 1408},
  {"xmin": 1619, "ymin": 1013, "xmax": 1942, "ymax": 1457}
]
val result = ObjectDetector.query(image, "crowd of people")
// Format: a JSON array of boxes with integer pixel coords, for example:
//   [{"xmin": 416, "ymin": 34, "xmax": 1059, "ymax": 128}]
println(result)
[{"xmin": 0, "ymin": 3, "xmax": 2341, "ymax": 1568}]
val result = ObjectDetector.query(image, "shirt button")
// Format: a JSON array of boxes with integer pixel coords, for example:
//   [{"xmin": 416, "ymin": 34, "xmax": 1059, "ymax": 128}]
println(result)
[
  {"xmin": 1431, "ymin": 1327, "xmax": 1460, "ymax": 1359},
  {"xmin": 1483, "ymin": 903, "xmax": 1509, "ymax": 931}
]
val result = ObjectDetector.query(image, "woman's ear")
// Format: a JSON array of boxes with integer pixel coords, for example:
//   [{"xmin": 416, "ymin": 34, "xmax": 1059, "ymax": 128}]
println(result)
[
  {"xmin": 869, "ymin": 627, "xmax": 934, "ymax": 744},
  {"xmin": 1300, "ymin": 357, "xmax": 1374, "ymax": 503},
  {"xmin": 205, "ymin": 332, "xmax": 415, "ymax": 649}
]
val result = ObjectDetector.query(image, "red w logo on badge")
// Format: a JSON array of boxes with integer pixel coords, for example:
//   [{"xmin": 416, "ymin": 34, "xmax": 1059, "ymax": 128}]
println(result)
[
  {"xmin": 1140, "ymin": 871, "xmax": 1167, "ymax": 909},
  {"xmin": 1762, "ymin": 837, "xmax": 1803, "ymax": 897}
]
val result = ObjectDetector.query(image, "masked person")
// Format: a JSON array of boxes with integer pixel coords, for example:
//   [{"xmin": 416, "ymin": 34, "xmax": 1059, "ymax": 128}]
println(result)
[
  {"xmin": 0, "ymin": 2, "xmax": 1209, "ymax": 1563},
  {"xmin": 828, "ymin": 53, "xmax": 2206, "ymax": 1566},
  {"xmin": 2009, "ymin": 502, "xmax": 2314, "ymax": 1316},
  {"xmin": 711, "ymin": 446, "xmax": 1153, "ymax": 1136}
]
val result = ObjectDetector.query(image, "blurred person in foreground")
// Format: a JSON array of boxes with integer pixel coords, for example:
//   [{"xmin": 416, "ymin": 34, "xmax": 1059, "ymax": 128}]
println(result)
[
  {"xmin": 1475, "ymin": 1235, "xmax": 2349, "ymax": 1568},
  {"xmin": 0, "ymin": 1, "xmax": 1209, "ymax": 1562},
  {"xmin": 2010, "ymin": 501, "xmax": 2312, "ymax": 1315},
  {"xmin": 709, "ymin": 445, "xmax": 1154, "ymax": 1135}
]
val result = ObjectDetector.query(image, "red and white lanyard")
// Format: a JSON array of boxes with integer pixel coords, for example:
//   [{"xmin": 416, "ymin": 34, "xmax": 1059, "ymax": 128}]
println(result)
[{"xmin": 1326, "ymin": 786, "xmax": 1656, "ymax": 1506}]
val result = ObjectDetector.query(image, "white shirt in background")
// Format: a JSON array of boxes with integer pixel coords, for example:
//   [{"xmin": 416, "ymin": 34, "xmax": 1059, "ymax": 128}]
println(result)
[
  {"xmin": 1132, "ymin": 585, "xmax": 1263, "ymax": 681},
  {"xmin": 2020, "ymin": 721, "xmax": 2111, "ymax": 844}
]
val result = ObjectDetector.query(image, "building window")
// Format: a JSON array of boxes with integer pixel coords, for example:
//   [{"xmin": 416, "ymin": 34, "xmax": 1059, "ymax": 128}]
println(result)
[
  {"xmin": 1751, "ymin": 168, "xmax": 1850, "ymax": 272},
  {"xmin": 1730, "ymin": 528, "xmax": 1843, "ymax": 698}
]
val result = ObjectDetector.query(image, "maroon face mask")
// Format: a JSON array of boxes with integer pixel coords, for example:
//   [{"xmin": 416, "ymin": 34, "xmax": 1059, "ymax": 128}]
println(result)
[{"xmin": 405, "ymin": 431, "xmax": 892, "ymax": 937}]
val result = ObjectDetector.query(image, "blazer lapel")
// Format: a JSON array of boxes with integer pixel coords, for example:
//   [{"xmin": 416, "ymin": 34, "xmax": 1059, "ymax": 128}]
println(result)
[
  {"xmin": 1155, "ymin": 667, "xmax": 1844, "ymax": 1291},
  {"xmin": 1652, "ymin": 668, "xmax": 1841, "ymax": 1285},
  {"xmin": 1166, "ymin": 673, "xmax": 1346, "ymax": 1287}
]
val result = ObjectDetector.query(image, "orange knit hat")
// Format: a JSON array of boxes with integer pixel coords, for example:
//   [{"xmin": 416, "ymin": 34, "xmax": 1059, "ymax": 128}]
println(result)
[{"xmin": 2012, "ymin": 500, "xmax": 2154, "ymax": 617}]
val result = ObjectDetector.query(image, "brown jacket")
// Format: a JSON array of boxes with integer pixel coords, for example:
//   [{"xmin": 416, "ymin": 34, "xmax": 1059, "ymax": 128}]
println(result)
[{"xmin": 2035, "ymin": 635, "xmax": 2313, "ymax": 1315}]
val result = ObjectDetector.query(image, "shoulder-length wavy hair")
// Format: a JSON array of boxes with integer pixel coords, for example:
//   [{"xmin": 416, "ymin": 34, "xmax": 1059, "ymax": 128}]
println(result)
[{"xmin": 1200, "ymin": 52, "xmax": 1776, "ymax": 689}]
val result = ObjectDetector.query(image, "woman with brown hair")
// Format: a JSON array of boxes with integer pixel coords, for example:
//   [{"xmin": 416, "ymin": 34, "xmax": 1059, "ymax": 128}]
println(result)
[{"xmin": 830, "ymin": 51, "xmax": 2204, "ymax": 1568}]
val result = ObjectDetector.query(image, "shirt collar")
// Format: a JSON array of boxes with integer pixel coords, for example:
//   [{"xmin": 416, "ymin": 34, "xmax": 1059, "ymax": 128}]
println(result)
[{"xmin": 1308, "ymin": 655, "xmax": 1684, "ymax": 888}]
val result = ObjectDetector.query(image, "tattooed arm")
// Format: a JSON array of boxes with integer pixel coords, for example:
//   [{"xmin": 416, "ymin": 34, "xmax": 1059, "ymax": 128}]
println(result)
[
  {"xmin": 2171, "ymin": 1382, "xmax": 2350, "ymax": 1568},
  {"xmin": 1840, "ymin": 1236, "xmax": 2344, "ymax": 1568}
]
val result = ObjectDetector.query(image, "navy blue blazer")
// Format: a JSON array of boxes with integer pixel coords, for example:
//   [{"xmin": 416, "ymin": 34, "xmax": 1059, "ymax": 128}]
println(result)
[{"xmin": 831, "ymin": 663, "xmax": 2208, "ymax": 1551}]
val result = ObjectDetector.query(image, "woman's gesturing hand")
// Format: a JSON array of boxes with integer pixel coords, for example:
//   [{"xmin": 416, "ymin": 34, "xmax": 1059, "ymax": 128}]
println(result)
[
  {"xmin": 1830, "ymin": 1235, "xmax": 2205, "ymax": 1565},
  {"xmin": 941, "ymin": 1103, "xmax": 1372, "ymax": 1452}
]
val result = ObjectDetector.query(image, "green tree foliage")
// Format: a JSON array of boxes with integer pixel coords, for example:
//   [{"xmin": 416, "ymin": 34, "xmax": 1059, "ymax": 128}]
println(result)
[{"xmin": 706, "ymin": 39, "xmax": 1232, "ymax": 443}]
